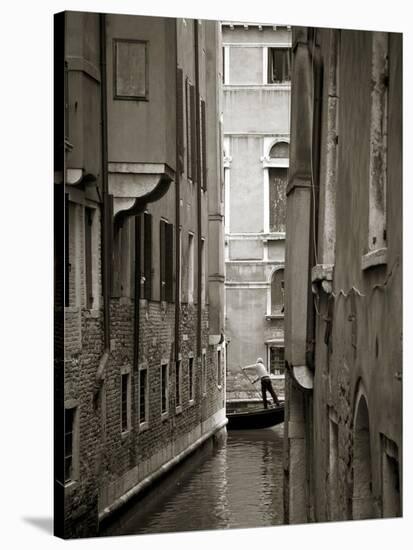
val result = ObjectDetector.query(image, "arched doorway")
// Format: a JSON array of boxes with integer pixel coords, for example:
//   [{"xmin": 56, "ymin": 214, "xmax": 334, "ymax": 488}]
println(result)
[{"xmin": 353, "ymin": 394, "xmax": 374, "ymax": 520}]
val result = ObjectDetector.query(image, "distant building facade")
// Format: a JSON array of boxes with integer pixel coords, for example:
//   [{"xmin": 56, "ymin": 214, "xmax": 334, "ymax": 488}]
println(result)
[
  {"xmin": 54, "ymin": 12, "xmax": 226, "ymax": 538},
  {"xmin": 284, "ymin": 27, "xmax": 402, "ymax": 523},
  {"xmin": 221, "ymin": 22, "xmax": 291, "ymax": 404}
]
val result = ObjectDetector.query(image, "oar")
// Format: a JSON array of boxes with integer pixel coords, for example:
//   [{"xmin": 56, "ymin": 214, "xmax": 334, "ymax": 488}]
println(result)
[{"xmin": 238, "ymin": 364, "xmax": 263, "ymax": 401}]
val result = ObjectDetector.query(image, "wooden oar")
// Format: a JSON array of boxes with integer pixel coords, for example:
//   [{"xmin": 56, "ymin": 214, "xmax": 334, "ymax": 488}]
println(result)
[{"xmin": 238, "ymin": 364, "xmax": 263, "ymax": 401}]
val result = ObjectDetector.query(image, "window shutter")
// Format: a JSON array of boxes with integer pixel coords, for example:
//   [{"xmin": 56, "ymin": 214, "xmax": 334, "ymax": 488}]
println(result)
[
  {"xmin": 176, "ymin": 67, "xmax": 184, "ymax": 173},
  {"xmin": 186, "ymin": 79, "xmax": 191, "ymax": 178},
  {"xmin": 165, "ymin": 222, "xmax": 174, "ymax": 302},
  {"xmin": 201, "ymin": 99, "xmax": 207, "ymax": 191},
  {"xmin": 160, "ymin": 220, "xmax": 166, "ymax": 301},
  {"xmin": 190, "ymin": 84, "xmax": 197, "ymax": 182},
  {"xmin": 143, "ymin": 212, "xmax": 152, "ymax": 300}
]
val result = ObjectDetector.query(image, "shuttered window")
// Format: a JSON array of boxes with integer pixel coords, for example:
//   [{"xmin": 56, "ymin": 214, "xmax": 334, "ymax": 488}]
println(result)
[
  {"xmin": 190, "ymin": 83, "xmax": 197, "ymax": 181},
  {"xmin": 143, "ymin": 212, "xmax": 152, "ymax": 300},
  {"xmin": 160, "ymin": 219, "xmax": 174, "ymax": 303},
  {"xmin": 186, "ymin": 79, "xmax": 192, "ymax": 178}
]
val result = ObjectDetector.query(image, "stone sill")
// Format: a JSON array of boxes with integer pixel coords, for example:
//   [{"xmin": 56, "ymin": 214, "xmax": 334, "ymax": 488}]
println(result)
[
  {"xmin": 161, "ymin": 411, "xmax": 169, "ymax": 422},
  {"xmin": 139, "ymin": 421, "xmax": 149, "ymax": 432},
  {"xmin": 361, "ymin": 247, "xmax": 388, "ymax": 271},
  {"xmin": 175, "ymin": 405, "xmax": 183, "ymax": 415},
  {"xmin": 266, "ymin": 313, "xmax": 284, "ymax": 321}
]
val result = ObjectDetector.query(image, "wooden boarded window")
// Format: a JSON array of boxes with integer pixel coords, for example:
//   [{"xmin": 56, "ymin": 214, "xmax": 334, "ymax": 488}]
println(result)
[
  {"xmin": 201, "ymin": 99, "xmax": 207, "ymax": 190},
  {"xmin": 114, "ymin": 39, "xmax": 148, "ymax": 100}
]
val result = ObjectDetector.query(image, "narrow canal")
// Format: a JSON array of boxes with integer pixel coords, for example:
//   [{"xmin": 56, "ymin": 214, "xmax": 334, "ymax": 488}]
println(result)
[{"xmin": 101, "ymin": 425, "xmax": 284, "ymax": 537}]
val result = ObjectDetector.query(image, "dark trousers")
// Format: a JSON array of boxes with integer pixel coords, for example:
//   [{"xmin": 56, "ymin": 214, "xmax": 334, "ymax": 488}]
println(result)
[{"xmin": 261, "ymin": 377, "xmax": 280, "ymax": 408}]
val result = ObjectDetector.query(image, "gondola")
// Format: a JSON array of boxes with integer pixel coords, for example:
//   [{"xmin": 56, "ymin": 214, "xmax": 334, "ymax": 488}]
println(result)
[{"xmin": 226, "ymin": 403, "xmax": 285, "ymax": 430}]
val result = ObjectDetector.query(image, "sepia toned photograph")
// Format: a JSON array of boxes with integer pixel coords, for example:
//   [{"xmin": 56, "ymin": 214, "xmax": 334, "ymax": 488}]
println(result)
[{"xmin": 53, "ymin": 7, "xmax": 402, "ymax": 540}]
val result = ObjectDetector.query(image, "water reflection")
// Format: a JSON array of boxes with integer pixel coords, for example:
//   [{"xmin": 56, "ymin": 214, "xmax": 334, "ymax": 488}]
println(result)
[{"xmin": 101, "ymin": 425, "xmax": 284, "ymax": 536}]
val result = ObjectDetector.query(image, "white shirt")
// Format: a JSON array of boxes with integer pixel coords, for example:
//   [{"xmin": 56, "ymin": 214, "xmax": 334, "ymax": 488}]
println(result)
[{"xmin": 254, "ymin": 362, "xmax": 269, "ymax": 379}]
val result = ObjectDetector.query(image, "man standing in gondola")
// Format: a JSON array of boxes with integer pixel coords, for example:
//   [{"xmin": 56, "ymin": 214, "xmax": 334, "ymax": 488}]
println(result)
[{"xmin": 242, "ymin": 357, "xmax": 281, "ymax": 409}]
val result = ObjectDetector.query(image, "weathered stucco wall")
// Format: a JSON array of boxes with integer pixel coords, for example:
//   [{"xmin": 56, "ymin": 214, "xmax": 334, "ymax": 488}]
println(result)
[{"xmin": 284, "ymin": 26, "xmax": 402, "ymax": 524}]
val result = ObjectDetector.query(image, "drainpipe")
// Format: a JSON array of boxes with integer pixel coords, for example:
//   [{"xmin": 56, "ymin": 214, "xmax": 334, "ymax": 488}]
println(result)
[
  {"xmin": 95, "ymin": 13, "xmax": 111, "ymax": 388},
  {"xmin": 175, "ymin": 21, "xmax": 181, "ymax": 363},
  {"xmin": 194, "ymin": 19, "xmax": 202, "ymax": 357}
]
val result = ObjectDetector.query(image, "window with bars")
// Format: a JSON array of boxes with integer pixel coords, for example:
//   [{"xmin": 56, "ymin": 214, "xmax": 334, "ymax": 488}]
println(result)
[
  {"xmin": 217, "ymin": 348, "xmax": 222, "ymax": 387},
  {"xmin": 202, "ymin": 352, "xmax": 207, "ymax": 396},
  {"xmin": 189, "ymin": 356, "xmax": 194, "ymax": 402},
  {"xmin": 188, "ymin": 233, "xmax": 194, "ymax": 304},
  {"xmin": 121, "ymin": 372, "xmax": 130, "ymax": 432},
  {"xmin": 161, "ymin": 363, "xmax": 168, "ymax": 415},
  {"xmin": 175, "ymin": 360, "xmax": 182, "ymax": 409},
  {"xmin": 139, "ymin": 367, "xmax": 148, "ymax": 425},
  {"xmin": 269, "ymin": 346, "xmax": 285, "ymax": 375},
  {"xmin": 268, "ymin": 48, "xmax": 291, "ymax": 83},
  {"xmin": 64, "ymin": 407, "xmax": 76, "ymax": 483}
]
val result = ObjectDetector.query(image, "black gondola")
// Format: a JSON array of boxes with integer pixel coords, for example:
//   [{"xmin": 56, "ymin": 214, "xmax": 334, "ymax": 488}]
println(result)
[{"xmin": 226, "ymin": 403, "xmax": 285, "ymax": 430}]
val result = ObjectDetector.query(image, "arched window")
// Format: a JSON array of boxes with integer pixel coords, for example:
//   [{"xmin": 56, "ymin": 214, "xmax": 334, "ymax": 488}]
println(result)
[
  {"xmin": 353, "ymin": 395, "xmax": 375, "ymax": 520},
  {"xmin": 271, "ymin": 268, "xmax": 284, "ymax": 315},
  {"xmin": 269, "ymin": 141, "xmax": 289, "ymax": 159}
]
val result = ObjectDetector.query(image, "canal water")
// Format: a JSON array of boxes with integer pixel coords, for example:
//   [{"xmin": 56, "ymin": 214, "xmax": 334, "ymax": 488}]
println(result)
[{"xmin": 101, "ymin": 424, "xmax": 284, "ymax": 537}]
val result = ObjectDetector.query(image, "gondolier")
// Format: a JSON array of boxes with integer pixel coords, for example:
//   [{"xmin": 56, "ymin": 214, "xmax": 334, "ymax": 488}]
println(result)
[{"xmin": 242, "ymin": 357, "xmax": 280, "ymax": 409}]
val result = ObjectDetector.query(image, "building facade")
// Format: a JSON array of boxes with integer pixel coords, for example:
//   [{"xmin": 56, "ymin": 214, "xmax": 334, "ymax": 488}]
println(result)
[
  {"xmin": 221, "ymin": 22, "xmax": 291, "ymax": 404},
  {"xmin": 284, "ymin": 27, "xmax": 402, "ymax": 523},
  {"xmin": 54, "ymin": 12, "xmax": 226, "ymax": 538}
]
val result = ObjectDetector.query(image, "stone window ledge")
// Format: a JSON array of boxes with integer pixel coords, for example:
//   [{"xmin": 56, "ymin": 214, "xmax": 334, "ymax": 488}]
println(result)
[
  {"xmin": 361, "ymin": 247, "xmax": 387, "ymax": 271},
  {"xmin": 266, "ymin": 313, "xmax": 284, "ymax": 321},
  {"xmin": 139, "ymin": 421, "xmax": 149, "ymax": 432}
]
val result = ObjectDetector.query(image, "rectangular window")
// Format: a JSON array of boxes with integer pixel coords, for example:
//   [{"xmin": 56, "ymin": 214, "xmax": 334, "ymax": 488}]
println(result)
[
  {"xmin": 160, "ymin": 220, "xmax": 174, "ymax": 302},
  {"xmin": 268, "ymin": 48, "xmax": 291, "ymax": 83},
  {"xmin": 84, "ymin": 207, "xmax": 93, "ymax": 309},
  {"xmin": 121, "ymin": 372, "xmax": 130, "ymax": 433},
  {"xmin": 188, "ymin": 233, "xmax": 194, "ymax": 303},
  {"xmin": 175, "ymin": 360, "xmax": 182, "ymax": 409},
  {"xmin": 143, "ymin": 212, "xmax": 152, "ymax": 300},
  {"xmin": 202, "ymin": 351, "xmax": 207, "ymax": 396},
  {"xmin": 190, "ymin": 83, "xmax": 197, "ymax": 181},
  {"xmin": 139, "ymin": 367, "xmax": 148, "ymax": 425},
  {"xmin": 269, "ymin": 168, "xmax": 288, "ymax": 233},
  {"xmin": 217, "ymin": 348, "xmax": 222, "ymax": 387},
  {"xmin": 186, "ymin": 79, "xmax": 192, "ymax": 178},
  {"xmin": 188, "ymin": 356, "xmax": 194, "ymax": 402},
  {"xmin": 114, "ymin": 39, "xmax": 148, "ymax": 100},
  {"xmin": 161, "ymin": 363, "xmax": 169, "ymax": 415},
  {"xmin": 64, "ymin": 406, "xmax": 76, "ymax": 483},
  {"xmin": 269, "ymin": 346, "xmax": 285, "ymax": 375}
]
